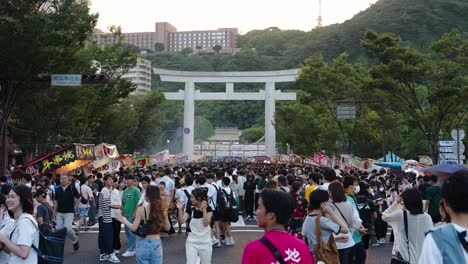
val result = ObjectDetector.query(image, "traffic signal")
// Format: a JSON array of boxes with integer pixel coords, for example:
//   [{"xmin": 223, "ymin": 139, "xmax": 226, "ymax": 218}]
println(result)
[{"xmin": 81, "ymin": 74, "xmax": 110, "ymax": 84}]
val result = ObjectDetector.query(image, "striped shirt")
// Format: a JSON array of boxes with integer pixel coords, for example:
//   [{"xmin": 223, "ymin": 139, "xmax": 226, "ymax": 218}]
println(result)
[{"xmin": 97, "ymin": 187, "xmax": 112, "ymax": 223}]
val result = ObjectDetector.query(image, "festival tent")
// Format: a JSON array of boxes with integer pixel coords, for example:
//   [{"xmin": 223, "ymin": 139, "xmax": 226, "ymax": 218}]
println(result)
[
  {"xmin": 378, "ymin": 152, "xmax": 405, "ymax": 163},
  {"xmin": 422, "ymin": 164, "xmax": 468, "ymax": 176}
]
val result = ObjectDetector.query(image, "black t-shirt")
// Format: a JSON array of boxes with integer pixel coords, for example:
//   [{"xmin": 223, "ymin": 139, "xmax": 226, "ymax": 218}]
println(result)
[
  {"xmin": 184, "ymin": 204, "xmax": 212, "ymax": 233},
  {"xmin": 95, "ymin": 179, "xmax": 104, "ymax": 192},
  {"xmin": 418, "ymin": 183, "xmax": 431, "ymax": 200},
  {"xmin": 356, "ymin": 196, "xmax": 376, "ymax": 229},
  {"xmin": 186, "ymin": 205, "xmax": 213, "ymax": 219},
  {"xmin": 55, "ymin": 185, "xmax": 80, "ymax": 213}
]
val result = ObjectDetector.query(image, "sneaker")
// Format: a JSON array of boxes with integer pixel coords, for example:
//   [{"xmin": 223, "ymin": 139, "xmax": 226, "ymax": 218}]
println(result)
[
  {"xmin": 108, "ymin": 253, "xmax": 120, "ymax": 263},
  {"xmin": 114, "ymin": 249, "xmax": 120, "ymax": 254},
  {"xmin": 212, "ymin": 238, "xmax": 220, "ymax": 245},
  {"xmin": 213, "ymin": 241, "xmax": 221, "ymax": 248},
  {"xmin": 378, "ymin": 238, "xmax": 386, "ymax": 244},
  {"xmin": 225, "ymin": 236, "xmax": 235, "ymax": 246},
  {"xmin": 371, "ymin": 242, "xmax": 380, "ymax": 247},
  {"xmin": 122, "ymin": 250, "xmax": 135, "ymax": 257},
  {"xmin": 220, "ymin": 238, "xmax": 226, "ymax": 245},
  {"xmin": 99, "ymin": 254, "xmax": 109, "ymax": 261},
  {"xmin": 73, "ymin": 241, "xmax": 80, "ymax": 251}
]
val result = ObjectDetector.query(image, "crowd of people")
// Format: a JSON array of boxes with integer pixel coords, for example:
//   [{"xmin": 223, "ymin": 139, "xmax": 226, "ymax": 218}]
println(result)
[{"xmin": 0, "ymin": 162, "xmax": 466, "ymax": 264}]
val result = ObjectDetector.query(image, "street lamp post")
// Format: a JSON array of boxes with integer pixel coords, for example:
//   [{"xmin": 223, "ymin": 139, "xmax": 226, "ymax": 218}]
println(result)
[{"xmin": 167, "ymin": 139, "xmax": 170, "ymax": 154}]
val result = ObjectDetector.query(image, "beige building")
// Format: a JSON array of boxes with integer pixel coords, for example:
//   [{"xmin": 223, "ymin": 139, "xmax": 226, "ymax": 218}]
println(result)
[
  {"xmin": 93, "ymin": 22, "xmax": 238, "ymax": 53},
  {"xmin": 122, "ymin": 58, "xmax": 152, "ymax": 95}
]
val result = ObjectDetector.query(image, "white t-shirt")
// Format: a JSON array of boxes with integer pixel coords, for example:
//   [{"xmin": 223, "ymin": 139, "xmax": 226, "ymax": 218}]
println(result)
[
  {"xmin": 110, "ymin": 188, "xmax": 122, "ymax": 218},
  {"xmin": 418, "ymin": 223, "xmax": 468, "ymax": 264},
  {"xmin": 208, "ymin": 182, "xmax": 218, "ymax": 210},
  {"xmin": 222, "ymin": 186, "xmax": 236, "ymax": 199},
  {"xmin": 159, "ymin": 176, "xmax": 175, "ymax": 194},
  {"xmin": 9, "ymin": 214, "xmax": 39, "ymax": 264},
  {"xmin": 237, "ymin": 176, "xmax": 246, "ymax": 196},
  {"xmin": 0, "ymin": 215, "xmax": 15, "ymax": 263},
  {"xmin": 78, "ymin": 184, "xmax": 93, "ymax": 209},
  {"xmin": 175, "ymin": 186, "xmax": 194, "ymax": 206}
]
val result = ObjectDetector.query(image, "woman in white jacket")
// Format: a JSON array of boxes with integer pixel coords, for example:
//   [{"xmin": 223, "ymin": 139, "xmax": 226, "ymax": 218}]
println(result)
[
  {"xmin": 328, "ymin": 181, "xmax": 363, "ymax": 264},
  {"xmin": 382, "ymin": 188, "xmax": 433, "ymax": 263}
]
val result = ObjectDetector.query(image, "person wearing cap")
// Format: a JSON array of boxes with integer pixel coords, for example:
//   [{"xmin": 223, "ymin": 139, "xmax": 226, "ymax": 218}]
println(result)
[{"xmin": 277, "ymin": 176, "xmax": 290, "ymax": 193}]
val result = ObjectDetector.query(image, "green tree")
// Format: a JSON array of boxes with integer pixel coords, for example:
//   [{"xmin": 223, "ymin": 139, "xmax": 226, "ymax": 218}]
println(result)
[
  {"xmin": 0, "ymin": 0, "xmax": 97, "ymax": 174},
  {"xmin": 11, "ymin": 27, "xmax": 138, "ymax": 158},
  {"xmin": 240, "ymin": 125, "xmax": 264, "ymax": 144},
  {"xmin": 362, "ymin": 29, "xmax": 468, "ymax": 163},
  {"xmin": 297, "ymin": 53, "xmax": 370, "ymax": 153},
  {"xmin": 154, "ymin": 42, "xmax": 165, "ymax": 52},
  {"xmin": 212, "ymin": 44, "xmax": 222, "ymax": 53},
  {"xmin": 195, "ymin": 116, "xmax": 215, "ymax": 143}
]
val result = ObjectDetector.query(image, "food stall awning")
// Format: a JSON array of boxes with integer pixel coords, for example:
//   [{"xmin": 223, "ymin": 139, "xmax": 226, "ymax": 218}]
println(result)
[{"xmin": 13, "ymin": 144, "xmax": 95, "ymax": 176}]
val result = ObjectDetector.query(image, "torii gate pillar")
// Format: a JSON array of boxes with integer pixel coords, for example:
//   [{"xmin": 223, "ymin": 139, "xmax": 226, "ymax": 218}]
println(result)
[{"xmin": 155, "ymin": 68, "xmax": 300, "ymax": 161}]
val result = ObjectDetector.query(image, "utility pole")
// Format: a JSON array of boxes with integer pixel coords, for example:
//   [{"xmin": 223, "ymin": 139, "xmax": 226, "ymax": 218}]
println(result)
[{"xmin": 336, "ymin": 99, "xmax": 387, "ymax": 162}]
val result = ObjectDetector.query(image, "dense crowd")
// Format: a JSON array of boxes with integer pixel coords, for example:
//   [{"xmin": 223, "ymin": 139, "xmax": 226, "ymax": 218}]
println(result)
[{"xmin": 0, "ymin": 162, "xmax": 466, "ymax": 264}]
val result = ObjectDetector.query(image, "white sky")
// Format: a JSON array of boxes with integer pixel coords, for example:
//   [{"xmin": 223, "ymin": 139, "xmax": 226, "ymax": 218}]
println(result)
[{"xmin": 90, "ymin": 0, "xmax": 378, "ymax": 33}]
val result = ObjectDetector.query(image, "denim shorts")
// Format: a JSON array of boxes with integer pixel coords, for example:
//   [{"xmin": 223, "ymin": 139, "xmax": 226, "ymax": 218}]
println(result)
[
  {"xmin": 136, "ymin": 238, "xmax": 163, "ymax": 264},
  {"xmin": 77, "ymin": 207, "xmax": 89, "ymax": 219}
]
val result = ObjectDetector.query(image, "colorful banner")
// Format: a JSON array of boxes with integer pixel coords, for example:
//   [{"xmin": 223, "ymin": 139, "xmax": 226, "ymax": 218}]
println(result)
[
  {"xmin": 150, "ymin": 150, "xmax": 170, "ymax": 164},
  {"xmin": 119, "ymin": 154, "xmax": 134, "ymax": 168},
  {"xmin": 86, "ymin": 159, "xmax": 121, "ymax": 174}
]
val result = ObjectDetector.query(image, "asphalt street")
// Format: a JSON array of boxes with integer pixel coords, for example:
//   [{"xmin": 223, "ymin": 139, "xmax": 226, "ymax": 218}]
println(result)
[{"xmin": 64, "ymin": 218, "xmax": 393, "ymax": 264}]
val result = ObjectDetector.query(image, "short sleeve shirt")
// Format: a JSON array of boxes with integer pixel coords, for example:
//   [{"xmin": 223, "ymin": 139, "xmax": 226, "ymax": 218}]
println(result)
[
  {"xmin": 122, "ymin": 187, "xmax": 141, "ymax": 218},
  {"xmin": 9, "ymin": 214, "xmax": 39, "ymax": 264},
  {"xmin": 55, "ymin": 185, "xmax": 80, "ymax": 213},
  {"xmin": 36, "ymin": 203, "xmax": 53, "ymax": 224},
  {"xmin": 78, "ymin": 184, "xmax": 93, "ymax": 209},
  {"xmin": 242, "ymin": 230, "xmax": 314, "ymax": 264},
  {"xmin": 302, "ymin": 214, "xmax": 340, "ymax": 252}
]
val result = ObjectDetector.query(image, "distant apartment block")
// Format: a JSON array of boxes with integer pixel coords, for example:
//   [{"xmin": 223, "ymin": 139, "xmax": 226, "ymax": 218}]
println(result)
[
  {"xmin": 122, "ymin": 58, "xmax": 152, "ymax": 95},
  {"xmin": 93, "ymin": 22, "xmax": 239, "ymax": 54}
]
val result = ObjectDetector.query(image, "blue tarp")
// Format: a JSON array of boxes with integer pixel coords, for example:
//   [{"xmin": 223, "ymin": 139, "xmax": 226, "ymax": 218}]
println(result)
[{"xmin": 378, "ymin": 152, "xmax": 405, "ymax": 163}]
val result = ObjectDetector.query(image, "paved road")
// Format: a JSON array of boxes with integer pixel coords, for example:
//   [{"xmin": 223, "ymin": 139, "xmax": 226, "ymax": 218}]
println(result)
[{"xmin": 64, "ymin": 219, "xmax": 393, "ymax": 264}]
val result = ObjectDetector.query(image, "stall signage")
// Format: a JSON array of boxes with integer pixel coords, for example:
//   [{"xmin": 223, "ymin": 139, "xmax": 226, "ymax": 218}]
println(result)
[
  {"xmin": 23, "ymin": 147, "xmax": 77, "ymax": 175},
  {"xmin": 76, "ymin": 145, "xmax": 94, "ymax": 159}
]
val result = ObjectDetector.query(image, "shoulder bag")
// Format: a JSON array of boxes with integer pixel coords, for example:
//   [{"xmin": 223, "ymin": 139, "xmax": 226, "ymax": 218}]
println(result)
[
  {"xmin": 132, "ymin": 207, "xmax": 150, "ymax": 238},
  {"xmin": 390, "ymin": 210, "xmax": 410, "ymax": 264},
  {"xmin": 260, "ymin": 236, "xmax": 286, "ymax": 264},
  {"xmin": 313, "ymin": 215, "xmax": 340, "ymax": 264}
]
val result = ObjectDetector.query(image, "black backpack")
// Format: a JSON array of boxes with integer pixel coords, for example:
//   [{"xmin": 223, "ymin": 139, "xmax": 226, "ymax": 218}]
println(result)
[{"xmin": 214, "ymin": 185, "xmax": 239, "ymax": 222}]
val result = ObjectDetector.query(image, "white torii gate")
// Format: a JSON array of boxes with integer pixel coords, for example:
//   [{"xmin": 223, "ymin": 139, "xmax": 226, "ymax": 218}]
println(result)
[{"xmin": 154, "ymin": 68, "xmax": 300, "ymax": 161}]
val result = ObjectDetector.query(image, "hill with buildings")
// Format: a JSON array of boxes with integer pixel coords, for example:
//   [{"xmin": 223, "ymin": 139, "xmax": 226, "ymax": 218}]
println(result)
[{"xmin": 238, "ymin": 0, "xmax": 468, "ymax": 65}]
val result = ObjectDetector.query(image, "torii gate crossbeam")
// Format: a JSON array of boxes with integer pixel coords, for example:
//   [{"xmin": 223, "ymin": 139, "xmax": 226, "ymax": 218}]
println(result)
[{"xmin": 154, "ymin": 68, "xmax": 300, "ymax": 161}]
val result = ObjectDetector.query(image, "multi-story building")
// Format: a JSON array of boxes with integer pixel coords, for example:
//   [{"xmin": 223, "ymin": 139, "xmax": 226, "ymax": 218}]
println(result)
[
  {"xmin": 122, "ymin": 58, "xmax": 152, "ymax": 95},
  {"xmin": 93, "ymin": 22, "xmax": 239, "ymax": 53}
]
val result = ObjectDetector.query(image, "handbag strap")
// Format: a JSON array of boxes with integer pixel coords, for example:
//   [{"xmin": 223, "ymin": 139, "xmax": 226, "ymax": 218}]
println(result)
[
  {"xmin": 315, "ymin": 215, "xmax": 322, "ymax": 244},
  {"xmin": 142, "ymin": 207, "xmax": 147, "ymax": 224},
  {"xmin": 260, "ymin": 237, "xmax": 286, "ymax": 264},
  {"xmin": 403, "ymin": 210, "xmax": 410, "ymax": 263},
  {"xmin": 332, "ymin": 202, "xmax": 349, "ymax": 227}
]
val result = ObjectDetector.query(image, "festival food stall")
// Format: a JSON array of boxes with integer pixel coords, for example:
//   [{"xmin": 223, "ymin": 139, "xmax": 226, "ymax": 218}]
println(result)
[
  {"xmin": 13, "ymin": 144, "xmax": 95, "ymax": 178},
  {"xmin": 13, "ymin": 143, "xmax": 120, "ymax": 178}
]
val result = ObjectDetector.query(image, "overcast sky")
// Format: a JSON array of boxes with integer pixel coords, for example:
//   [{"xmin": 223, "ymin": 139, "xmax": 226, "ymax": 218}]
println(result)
[{"xmin": 90, "ymin": 0, "xmax": 378, "ymax": 33}]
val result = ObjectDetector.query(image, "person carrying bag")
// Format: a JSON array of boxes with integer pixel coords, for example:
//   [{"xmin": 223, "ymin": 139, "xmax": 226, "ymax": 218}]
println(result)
[{"xmin": 314, "ymin": 215, "xmax": 340, "ymax": 264}]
